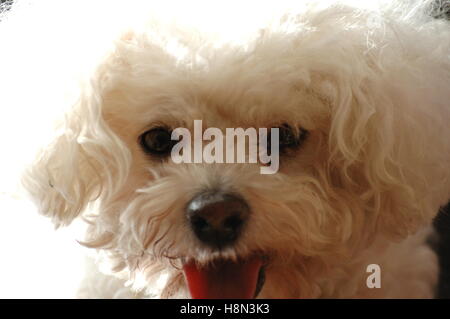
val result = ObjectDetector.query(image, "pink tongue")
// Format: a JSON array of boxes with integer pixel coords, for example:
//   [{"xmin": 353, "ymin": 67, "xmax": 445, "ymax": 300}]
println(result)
[{"xmin": 183, "ymin": 257, "xmax": 263, "ymax": 299}]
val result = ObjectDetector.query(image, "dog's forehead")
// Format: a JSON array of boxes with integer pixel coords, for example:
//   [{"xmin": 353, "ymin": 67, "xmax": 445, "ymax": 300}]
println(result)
[
  {"xmin": 101, "ymin": 21, "xmax": 333, "ymax": 135},
  {"xmin": 104, "ymin": 80, "xmax": 320, "ymax": 133},
  {"xmin": 103, "ymin": 63, "xmax": 327, "ymax": 134},
  {"xmin": 98, "ymin": 10, "xmax": 341, "ymax": 132}
]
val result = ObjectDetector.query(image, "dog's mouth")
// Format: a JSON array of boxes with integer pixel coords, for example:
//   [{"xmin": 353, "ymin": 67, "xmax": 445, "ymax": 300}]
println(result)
[{"xmin": 183, "ymin": 256, "xmax": 267, "ymax": 299}]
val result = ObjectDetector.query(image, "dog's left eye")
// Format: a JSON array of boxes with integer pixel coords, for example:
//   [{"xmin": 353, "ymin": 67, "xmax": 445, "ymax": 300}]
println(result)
[
  {"xmin": 264, "ymin": 124, "xmax": 308, "ymax": 158},
  {"xmin": 277, "ymin": 124, "xmax": 308, "ymax": 151},
  {"xmin": 139, "ymin": 127, "xmax": 175, "ymax": 156}
]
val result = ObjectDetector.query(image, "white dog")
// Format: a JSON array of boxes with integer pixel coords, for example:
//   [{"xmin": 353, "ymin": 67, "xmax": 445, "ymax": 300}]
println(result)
[{"xmin": 15, "ymin": 0, "xmax": 450, "ymax": 298}]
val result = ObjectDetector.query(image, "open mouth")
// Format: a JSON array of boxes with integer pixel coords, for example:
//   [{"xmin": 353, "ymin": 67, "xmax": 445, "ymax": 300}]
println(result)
[{"xmin": 183, "ymin": 256, "xmax": 267, "ymax": 299}]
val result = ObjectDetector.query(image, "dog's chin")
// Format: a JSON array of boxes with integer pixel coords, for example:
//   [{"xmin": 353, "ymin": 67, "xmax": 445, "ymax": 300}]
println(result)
[{"xmin": 182, "ymin": 254, "xmax": 268, "ymax": 299}]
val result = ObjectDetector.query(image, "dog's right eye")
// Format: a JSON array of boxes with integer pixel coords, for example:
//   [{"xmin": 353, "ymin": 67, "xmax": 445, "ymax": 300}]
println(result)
[{"xmin": 139, "ymin": 127, "xmax": 175, "ymax": 157}]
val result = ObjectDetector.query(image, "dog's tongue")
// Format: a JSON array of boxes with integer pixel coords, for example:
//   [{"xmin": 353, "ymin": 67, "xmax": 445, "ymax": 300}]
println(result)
[{"xmin": 183, "ymin": 257, "xmax": 263, "ymax": 299}]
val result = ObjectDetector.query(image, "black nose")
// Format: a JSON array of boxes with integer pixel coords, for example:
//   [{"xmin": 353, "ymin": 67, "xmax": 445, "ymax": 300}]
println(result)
[{"xmin": 186, "ymin": 192, "xmax": 250, "ymax": 249}]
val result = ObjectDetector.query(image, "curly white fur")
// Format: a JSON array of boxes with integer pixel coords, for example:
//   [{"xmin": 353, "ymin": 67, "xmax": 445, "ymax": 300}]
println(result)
[{"xmin": 8, "ymin": 0, "xmax": 450, "ymax": 298}]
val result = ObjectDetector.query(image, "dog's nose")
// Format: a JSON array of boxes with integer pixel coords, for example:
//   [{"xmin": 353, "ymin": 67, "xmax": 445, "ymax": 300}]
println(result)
[{"xmin": 186, "ymin": 192, "xmax": 250, "ymax": 249}]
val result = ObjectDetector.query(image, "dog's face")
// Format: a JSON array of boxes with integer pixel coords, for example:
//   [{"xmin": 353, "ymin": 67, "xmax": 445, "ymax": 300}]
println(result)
[
  {"xmin": 23, "ymin": 5, "xmax": 450, "ymax": 298},
  {"xmin": 98, "ymin": 47, "xmax": 336, "ymax": 298}
]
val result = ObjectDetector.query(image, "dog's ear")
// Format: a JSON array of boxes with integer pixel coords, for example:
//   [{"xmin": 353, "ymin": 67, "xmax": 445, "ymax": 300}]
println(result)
[
  {"xmin": 326, "ymin": 63, "xmax": 450, "ymax": 239},
  {"xmin": 22, "ymin": 82, "xmax": 131, "ymax": 227}
]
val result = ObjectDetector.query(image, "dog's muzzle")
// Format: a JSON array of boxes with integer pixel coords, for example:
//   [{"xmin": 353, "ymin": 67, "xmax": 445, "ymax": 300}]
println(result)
[
  {"xmin": 186, "ymin": 191, "xmax": 250, "ymax": 249},
  {"xmin": 183, "ymin": 192, "xmax": 268, "ymax": 299}
]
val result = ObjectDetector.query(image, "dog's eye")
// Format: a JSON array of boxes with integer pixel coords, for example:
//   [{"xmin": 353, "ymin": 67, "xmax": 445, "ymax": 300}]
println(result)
[
  {"xmin": 279, "ymin": 125, "xmax": 298, "ymax": 148},
  {"xmin": 139, "ymin": 127, "xmax": 175, "ymax": 156},
  {"xmin": 270, "ymin": 124, "xmax": 308, "ymax": 153}
]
